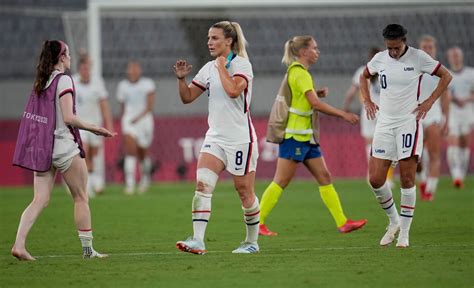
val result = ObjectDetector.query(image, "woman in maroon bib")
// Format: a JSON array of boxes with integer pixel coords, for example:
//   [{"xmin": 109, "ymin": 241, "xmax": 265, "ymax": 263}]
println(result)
[{"xmin": 11, "ymin": 40, "xmax": 115, "ymax": 260}]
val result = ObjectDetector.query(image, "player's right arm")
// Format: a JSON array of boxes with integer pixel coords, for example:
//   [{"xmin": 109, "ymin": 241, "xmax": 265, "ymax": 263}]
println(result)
[
  {"xmin": 360, "ymin": 67, "xmax": 378, "ymax": 120},
  {"xmin": 305, "ymin": 90, "xmax": 359, "ymax": 124},
  {"xmin": 173, "ymin": 59, "xmax": 202, "ymax": 104}
]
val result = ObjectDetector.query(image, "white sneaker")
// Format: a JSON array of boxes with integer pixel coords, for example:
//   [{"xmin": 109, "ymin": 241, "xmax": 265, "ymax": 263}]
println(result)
[
  {"xmin": 176, "ymin": 237, "xmax": 206, "ymax": 255},
  {"xmin": 380, "ymin": 224, "xmax": 400, "ymax": 246},
  {"xmin": 124, "ymin": 186, "xmax": 135, "ymax": 195},
  {"xmin": 396, "ymin": 233, "xmax": 409, "ymax": 248},
  {"xmin": 138, "ymin": 177, "xmax": 150, "ymax": 194},
  {"xmin": 232, "ymin": 242, "xmax": 259, "ymax": 254},
  {"xmin": 83, "ymin": 248, "xmax": 108, "ymax": 259}
]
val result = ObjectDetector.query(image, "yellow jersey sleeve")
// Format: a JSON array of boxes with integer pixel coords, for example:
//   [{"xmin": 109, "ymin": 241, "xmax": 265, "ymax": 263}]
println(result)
[{"xmin": 291, "ymin": 67, "xmax": 314, "ymax": 96}]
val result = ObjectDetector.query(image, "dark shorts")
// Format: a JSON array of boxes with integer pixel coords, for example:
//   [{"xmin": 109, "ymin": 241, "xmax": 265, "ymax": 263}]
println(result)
[{"xmin": 278, "ymin": 137, "xmax": 323, "ymax": 162}]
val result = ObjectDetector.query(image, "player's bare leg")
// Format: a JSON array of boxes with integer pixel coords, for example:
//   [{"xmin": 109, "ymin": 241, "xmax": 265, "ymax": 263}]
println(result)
[
  {"xmin": 63, "ymin": 155, "xmax": 107, "ymax": 258},
  {"xmin": 259, "ymin": 158, "xmax": 298, "ymax": 236},
  {"xmin": 233, "ymin": 171, "xmax": 260, "ymax": 253},
  {"xmin": 123, "ymin": 134, "xmax": 138, "ymax": 194},
  {"xmin": 11, "ymin": 169, "xmax": 56, "ymax": 261}
]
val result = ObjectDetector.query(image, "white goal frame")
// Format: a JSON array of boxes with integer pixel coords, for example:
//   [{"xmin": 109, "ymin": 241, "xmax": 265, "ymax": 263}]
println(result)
[{"xmin": 87, "ymin": 0, "xmax": 466, "ymax": 78}]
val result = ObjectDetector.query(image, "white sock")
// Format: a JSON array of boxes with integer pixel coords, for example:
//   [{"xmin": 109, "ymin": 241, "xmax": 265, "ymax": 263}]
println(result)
[
  {"xmin": 372, "ymin": 182, "xmax": 399, "ymax": 226},
  {"xmin": 78, "ymin": 229, "xmax": 93, "ymax": 256},
  {"xmin": 140, "ymin": 157, "xmax": 152, "ymax": 186},
  {"xmin": 192, "ymin": 191, "xmax": 212, "ymax": 243},
  {"xmin": 124, "ymin": 156, "xmax": 137, "ymax": 189},
  {"xmin": 243, "ymin": 197, "xmax": 260, "ymax": 244},
  {"xmin": 447, "ymin": 146, "xmax": 462, "ymax": 180},
  {"xmin": 420, "ymin": 152, "xmax": 429, "ymax": 182},
  {"xmin": 400, "ymin": 186, "xmax": 416, "ymax": 237},
  {"xmin": 426, "ymin": 177, "xmax": 439, "ymax": 195},
  {"xmin": 460, "ymin": 147, "xmax": 470, "ymax": 179}
]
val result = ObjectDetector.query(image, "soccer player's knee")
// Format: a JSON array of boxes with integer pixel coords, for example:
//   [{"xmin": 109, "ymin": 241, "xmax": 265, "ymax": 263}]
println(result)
[
  {"xmin": 196, "ymin": 168, "xmax": 218, "ymax": 194},
  {"xmin": 399, "ymin": 171, "xmax": 415, "ymax": 188},
  {"xmin": 234, "ymin": 181, "xmax": 248, "ymax": 194},
  {"xmin": 369, "ymin": 176, "xmax": 385, "ymax": 189},
  {"xmin": 319, "ymin": 170, "xmax": 332, "ymax": 185},
  {"xmin": 33, "ymin": 194, "xmax": 50, "ymax": 208}
]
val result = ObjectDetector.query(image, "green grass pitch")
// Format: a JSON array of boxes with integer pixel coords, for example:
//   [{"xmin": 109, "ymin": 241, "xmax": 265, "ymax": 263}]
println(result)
[{"xmin": 1, "ymin": 176, "xmax": 473, "ymax": 287}]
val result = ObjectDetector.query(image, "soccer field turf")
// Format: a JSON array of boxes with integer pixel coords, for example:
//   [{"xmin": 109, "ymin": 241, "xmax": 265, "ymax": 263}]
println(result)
[{"xmin": 1, "ymin": 177, "xmax": 473, "ymax": 287}]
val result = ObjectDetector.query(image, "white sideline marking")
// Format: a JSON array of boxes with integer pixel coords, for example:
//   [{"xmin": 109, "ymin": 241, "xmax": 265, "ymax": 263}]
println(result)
[{"xmin": 33, "ymin": 243, "xmax": 474, "ymax": 259}]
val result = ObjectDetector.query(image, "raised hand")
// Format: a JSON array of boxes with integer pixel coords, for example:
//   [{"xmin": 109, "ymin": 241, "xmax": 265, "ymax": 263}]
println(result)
[
  {"xmin": 215, "ymin": 56, "xmax": 228, "ymax": 70},
  {"xmin": 173, "ymin": 59, "xmax": 192, "ymax": 79}
]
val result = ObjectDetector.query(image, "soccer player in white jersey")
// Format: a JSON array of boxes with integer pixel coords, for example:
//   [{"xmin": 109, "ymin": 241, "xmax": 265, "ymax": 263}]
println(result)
[
  {"xmin": 360, "ymin": 24, "xmax": 452, "ymax": 248},
  {"xmin": 343, "ymin": 47, "xmax": 395, "ymax": 186},
  {"xmin": 416, "ymin": 35, "xmax": 450, "ymax": 201},
  {"xmin": 116, "ymin": 61, "xmax": 156, "ymax": 194},
  {"xmin": 73, "ymin": 55, "xmax": 113, "ymax": 198},
  {"xmin": 173, "ymin": 21, "xmax": 260, "ymax": 254},
  {"xmin": 446, "ymin": 46, "xmax": 474, "ymax": 188}
]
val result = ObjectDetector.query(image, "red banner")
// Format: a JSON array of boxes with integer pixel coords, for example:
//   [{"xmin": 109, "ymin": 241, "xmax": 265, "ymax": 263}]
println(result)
[{"xmin": 0, "ymin": 116, "xmax": 471, "ymax": 186}]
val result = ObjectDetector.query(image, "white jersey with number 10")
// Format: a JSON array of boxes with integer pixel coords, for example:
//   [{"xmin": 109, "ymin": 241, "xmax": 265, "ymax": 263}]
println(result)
[{"xmin": 366, "ymin": 47, "xmax": 440, "ymax": 127}]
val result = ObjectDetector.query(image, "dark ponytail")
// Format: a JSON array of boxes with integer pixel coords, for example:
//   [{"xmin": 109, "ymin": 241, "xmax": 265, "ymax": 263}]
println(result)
[{"xmin": 33, "ymin": 40, "xmax": 64, "ymax": 95}]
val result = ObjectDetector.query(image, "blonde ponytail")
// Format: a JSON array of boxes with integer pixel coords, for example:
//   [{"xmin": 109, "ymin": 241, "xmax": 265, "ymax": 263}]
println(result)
[
  {"xmin": 231, "ymin": 22, "xmax": 248, "ymax": 59},
  {"xmin": 212, "ymin": 21, "xmax": 249, "ymax": 59},
  {"xmin": 281, "ymin": 35, "xmax": 314, "ymax": 67}
]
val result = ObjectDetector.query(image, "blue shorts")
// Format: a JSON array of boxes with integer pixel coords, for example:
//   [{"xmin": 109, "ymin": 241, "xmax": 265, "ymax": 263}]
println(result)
[{"xmin": 278, "ymin": 137, "xmax": 322, "ymax": 162}]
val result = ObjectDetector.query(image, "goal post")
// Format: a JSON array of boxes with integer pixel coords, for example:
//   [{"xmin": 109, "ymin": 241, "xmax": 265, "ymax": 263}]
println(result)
[{"xmin": 85, "ymin": 0, "xmax": 463, "ymax": 79}]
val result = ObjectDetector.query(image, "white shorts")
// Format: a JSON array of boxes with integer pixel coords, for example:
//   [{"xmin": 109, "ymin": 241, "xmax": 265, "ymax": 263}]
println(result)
[
  {"xmin": 360, "ymin": 110, "xmax": 377, "ymax": 139},
  {"xmin": 52, "ymin": 130, "xmax": 81, "ymax": 173},
  {"xmin": 371, "ymin": 120, "xmax": 423, "ymax": 162},
  {"xmin": 79, "ymin": 130, "xmax": 103, "ymax": 147},
  {"xmin": 200, "ymin": 140, "xmax": 259, "ymax": 176},
  {"xmin": 449, "ymin": 109, "xmax": 472, "ymax": 136},
  {"xmin": 121, "ymin": 114, "xmax": 154, "ymax": 148}
]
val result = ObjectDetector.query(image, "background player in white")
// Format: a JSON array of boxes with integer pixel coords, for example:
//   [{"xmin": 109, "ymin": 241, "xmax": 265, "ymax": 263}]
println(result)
[
  {"xmin": 360, "ymin": 24, "xmax": 452, "ymax": 248},
  {"xmin": 73, "ymin": 54, "xmax": 113, "ymax": 198},
  {"xmin": 173, "ymin": 21, "xmax": 260, "ymax": 254},
  {"xmin": 343, "ymin": 47, "xmax": 395, "ymax": 187},
  {"xmin": 446, "ymin": 46, "xmax": 474, "ymax": 188},
  {"xmin": 416, "ymin": 35, "xmax": 450, "ymax": 201},
  {"xmin": 117, "ymin": 61, "xmax": 156, "ymax": 194},
  {"xmin": 11, "ymin": 40, "xmax": 115, "ymax": 260}
]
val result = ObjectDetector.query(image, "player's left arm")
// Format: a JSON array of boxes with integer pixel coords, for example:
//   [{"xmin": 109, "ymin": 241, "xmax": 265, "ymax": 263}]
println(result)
[
  {"xmin": 132, "ymin": 90, "xmax": 155, "ymax": 124},
  {"xmin": 414, "ymin": 66, "xmax": 452, "ymax": 120},
  {"xmin": 99, "ymin": 98, "xmax": 114, "ymax": 132},
  {"xmin": 60, "ymin": 93, "xmax": 115, "ymax": 137},
  {"xmin": 215, "ymin": 56, "xmax": 248, "ymax": 98}
]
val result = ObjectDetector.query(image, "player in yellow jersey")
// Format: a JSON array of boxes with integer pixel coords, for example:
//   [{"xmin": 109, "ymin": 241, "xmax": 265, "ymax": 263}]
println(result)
[{"xmin": 259, "ymin": 35, "xmax": 367, "ymax": 236}]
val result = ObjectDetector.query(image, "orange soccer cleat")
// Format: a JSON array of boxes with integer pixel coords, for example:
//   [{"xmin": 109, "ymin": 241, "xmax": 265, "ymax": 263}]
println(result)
[
  {"xmin": 259, "ymin": 224, "xmax": 278, "ymax": 236},
  {"xmin": 453, "ymin": 179, "xmax": 464, "ymax": 189},
  {"xmin": 338, "ymin": 219, "xmax": 368, "ymax": 233}
]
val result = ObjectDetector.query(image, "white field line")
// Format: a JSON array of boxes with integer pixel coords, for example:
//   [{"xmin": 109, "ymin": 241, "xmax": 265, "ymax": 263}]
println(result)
[{"xmin": 32, "ymin": 243, "xmax": 474, "ymax": 259}]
